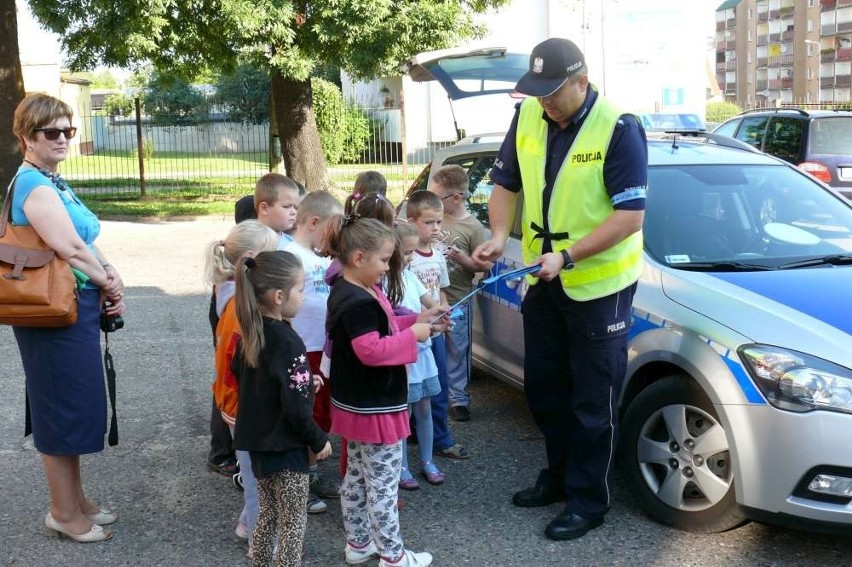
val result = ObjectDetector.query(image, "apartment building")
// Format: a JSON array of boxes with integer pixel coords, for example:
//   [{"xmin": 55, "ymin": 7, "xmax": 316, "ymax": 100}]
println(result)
[{"xmin": 716, "ymin": 0, "xmax": 852, "ymax": 108}]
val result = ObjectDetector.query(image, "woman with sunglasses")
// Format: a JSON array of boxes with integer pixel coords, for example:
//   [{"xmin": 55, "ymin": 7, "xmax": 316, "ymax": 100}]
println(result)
[{"xmin": 9, "ymin": 93, "xmax": 126, "ymax": 542}]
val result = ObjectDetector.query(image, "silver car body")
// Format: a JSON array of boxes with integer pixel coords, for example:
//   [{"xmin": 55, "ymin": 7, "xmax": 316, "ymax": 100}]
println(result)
[{"xmin": 410, "ymin": 135, "xmax": 852, "ymax": 532}]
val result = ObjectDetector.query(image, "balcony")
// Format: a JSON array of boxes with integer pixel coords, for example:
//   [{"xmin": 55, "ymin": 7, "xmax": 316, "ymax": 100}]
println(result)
[
  {"xmin": 770, "ymin": 9, "xmax": 780, "ymax": 18},
  {"xmin": 726, "ymin": 18, "xmax": 736, "ymax": 29},
  {"xmin": 839, "ymin": 21, "xmax": 852, "ymax": 32},
  {"xmin": 726, "ymin": 60, "xmax": 738, "ymax": 70},
  {"xmin": 716, "ymin": 62, "xmax": 728, "ymax": 70},
  {"xmin": 839, "ymin": 0, "xmax": 852, "ymax": 7},
  {"xmin": 725, "ymin": 83, "xmax": 737, "ymax": 94},
  {"xmin": 758, "ymin": 11, "xmax": 769, "ymax": 22},
  {"xmin": 717, "ymin": 41, "xmax": 727, "ymax": 50},
  {"xmin": 758, "ymin": 57, "xmax": 769, "ymax": 66},
  {"xmin": 716, "ymin": 21, "xmax": 726, "ymax": 32},
  {"xmin": 782, "ymin": 29, "xmax": 795, "ymax": 41},
  {"xmin": 822, "ymin": 0, "xmax": 837, "ymax": 8},
  {"xmin": 780, "ymin": 6, "xmax": 795, "ymax": 17},
  {"xmin": 757, "ymin": 36, "xmax": 769, "ymax": 46},
  {"xmin": 822, "ymin": 76, "xmax": 836, "ymax": 88},
  {"xmin": 768, "ymin": 78, "xmax": 794, "ymax": 89},
  {"xmin": 757, "ymin": 79, "xmax": 768, "ymax": 90},
  {"xmin": 838, "ymin": 47, "xmax": 852, "ymax": 60},
  {"xmin": 837, "ymin": 73, "xmax": 852, "ymax": 87},
  {"xmin": 781, "ymin": 54, "xmax": 795, "ymax": 65},
  {"xmin": 769, "ymin": 32, "xmax": 782, "ymax": 42},
  {"xmin": 822, "ymin": 23, "xmax": 837, "ymax": 34},
  {"xmin": 822, "ymin": 50, "xmax": 837, "ymax": 62},
  {"xmin": 727, "ymin": 40, "xmax": 737, "ymax": 49}
]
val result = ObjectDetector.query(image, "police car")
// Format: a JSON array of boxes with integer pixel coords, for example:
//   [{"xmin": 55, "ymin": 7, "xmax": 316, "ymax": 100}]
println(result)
[{"xmin": 404, "ymin": 131, "xmax": 852, "ymax": 534}]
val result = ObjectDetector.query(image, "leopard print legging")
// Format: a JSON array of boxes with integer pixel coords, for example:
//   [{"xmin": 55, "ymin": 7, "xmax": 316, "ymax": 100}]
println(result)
[{"xmin": 253, "ymin": 469, "xmax": 309, "ymax": 567}]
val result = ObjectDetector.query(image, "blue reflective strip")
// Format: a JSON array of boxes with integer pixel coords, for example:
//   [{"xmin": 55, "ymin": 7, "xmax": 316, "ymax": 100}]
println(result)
[{"xmin": 722, "ymin": 356, "xmax": 766, "ymax": 404}]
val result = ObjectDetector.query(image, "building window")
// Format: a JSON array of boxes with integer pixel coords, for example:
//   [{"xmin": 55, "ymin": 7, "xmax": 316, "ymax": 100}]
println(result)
[
  {"xmin": 808, "ymin": 0, "xmax": 815, "ymax": 6},
  {"xmin": 748, "ymin": 52, "xmax": 753, "ymax": 63},
  {"xmin": 808, "ymin": 67, "xmax": 814, "ymax": 79},
  {"xmin": 807, "ymin": 20, "xmax": 813, "ymax": 32},
  {"xmin": 748, "ymin": 29, "xmax": 753, "ymax": 41},
  {"xmin": 748, "ymin": 8, "xmax": 753, "ymax": 19},
  {"xmin": 807, "ymin": 43, "xmax": 815, "ymax": 56},
  {"xmin": 748, "ymin": 74, "xmax": 753, "ymax": 84}
]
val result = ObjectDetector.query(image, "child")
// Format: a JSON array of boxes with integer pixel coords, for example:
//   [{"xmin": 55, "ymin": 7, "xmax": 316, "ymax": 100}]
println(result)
[
  {"xmin": 205, "ymin": 220, "xmax": 278, "ymax": 552},
  {"xmin": 325, "ymin": 214, "xmax": 443, "ymax": 567},
  {"xmin": 428, "ymin": 165, "xmax": 492, "ymax": 422},
  {"xmin": 283, "ymin": 180, "xmax": 308, "ymax": 238},
  {"xmin": 353, "ymin": 170, "xmax": 387, "ymax": 197},
  {"xmin": 254, "ymin": 173, "xmax": 300, "ymax": 248},
  {"xmin": 206, "ymin": 194, "xmax": 263, "ymax": 479},
  {"xmin": 232, "ymin": 250, "xmax": 332, "ymax": 567},
  {"xmin": 394, "ymin": 222, "xmax": 444, "ymax": 490},
  {"xmin": 282, "ymin": 191, "xmax": 344, "ymax": 512},
  {"xmin": 406, "ymin": 191, "xmax": 471, "ymax": 461}
]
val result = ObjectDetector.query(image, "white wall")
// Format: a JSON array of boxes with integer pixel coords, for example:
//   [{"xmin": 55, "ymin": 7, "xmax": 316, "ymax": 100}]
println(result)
[{"xmin": 16, "ymin": 0, "xmax": 62, "ymax": 95}]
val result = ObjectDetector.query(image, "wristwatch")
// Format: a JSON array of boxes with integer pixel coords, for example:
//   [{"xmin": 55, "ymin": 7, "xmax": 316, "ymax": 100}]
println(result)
[{"xmin": 560, "ymin": 249, "xmax": 575, "ymax": 271}]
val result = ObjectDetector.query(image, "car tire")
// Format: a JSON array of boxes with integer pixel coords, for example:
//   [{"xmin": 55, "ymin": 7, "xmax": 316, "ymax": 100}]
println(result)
[{"xmin": 620, "ymin": 374, "xmax": 747, "ymax": 533}]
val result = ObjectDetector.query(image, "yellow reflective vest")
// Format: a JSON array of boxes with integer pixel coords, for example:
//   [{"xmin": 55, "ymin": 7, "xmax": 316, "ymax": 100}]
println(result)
[{"xmin": 516, "ymin": 95, "xmax": 643, "ymax": 301}]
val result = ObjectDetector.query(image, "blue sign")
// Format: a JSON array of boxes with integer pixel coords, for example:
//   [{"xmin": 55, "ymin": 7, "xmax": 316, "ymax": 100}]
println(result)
[{"xmin": 662, "ymin": 88, "xmax": 684, "ymax": 107}]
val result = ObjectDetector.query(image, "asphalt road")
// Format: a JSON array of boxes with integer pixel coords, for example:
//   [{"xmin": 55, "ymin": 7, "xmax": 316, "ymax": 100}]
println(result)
[{"xmin": 1, "ymin": 218, "xmax": 850, "ymax": 567}]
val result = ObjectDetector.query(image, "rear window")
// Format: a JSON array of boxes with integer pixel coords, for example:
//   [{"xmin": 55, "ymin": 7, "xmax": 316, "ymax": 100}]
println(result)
[{"xmin": 809, "ymin": 117, "xmax": 852, "ymax": 155}]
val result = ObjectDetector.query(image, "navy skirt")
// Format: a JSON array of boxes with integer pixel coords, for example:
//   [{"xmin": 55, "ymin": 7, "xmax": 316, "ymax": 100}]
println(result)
[{"xmin": 13, "ymin": 288, "xmax": 107, "ymax": 455}]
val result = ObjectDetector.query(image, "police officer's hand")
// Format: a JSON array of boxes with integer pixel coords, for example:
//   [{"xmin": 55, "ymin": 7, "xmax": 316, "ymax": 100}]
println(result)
[
  {"xmin": 535, "ymin": 252, "xmax": 564, "ymax": 282},
  {"xmin": 473, "ymin": 237, "xmax": 505, "ymax": 263}
]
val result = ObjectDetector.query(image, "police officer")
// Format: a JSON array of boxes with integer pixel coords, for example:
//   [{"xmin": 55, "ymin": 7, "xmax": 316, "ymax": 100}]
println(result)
[{"xmin": 473, "ymin": 38, "xmax": 647, "ymax": 540}]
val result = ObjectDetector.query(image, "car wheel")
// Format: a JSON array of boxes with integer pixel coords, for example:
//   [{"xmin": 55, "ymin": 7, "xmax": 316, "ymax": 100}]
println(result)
[{"xmin": 620, "ymin": 375, "xmax": 747, "ymax": 533}]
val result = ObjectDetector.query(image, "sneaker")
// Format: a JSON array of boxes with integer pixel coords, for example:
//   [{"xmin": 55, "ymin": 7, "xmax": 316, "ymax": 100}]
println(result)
[
  {"xmin": 207, "ymin": 458, "xmax": 238, "ymax": 477},
  {"xmin": 451, "ymin": 405, "xmax": 470, "ymax": 422},
  {"xmin": 246, "ymin": 544, "xmax": 253, "ymax": 559},
  {"xmin": 435, "ymin": 442, "xmax": 471, "ymax": 460},
  {"xmin": 307, "ymin": 494, "xmax": 327, "ymax": 514},
  {"xmin": 344, "ymin": 540, "xmax": 379, "ymax": 565},
  {"xmin": 234, "ymin": 522, "xmax": 249, "ymax": 540},
  {"xmin": 310, "ymin": 471, "xmax": 340, "ymax": 498},
  {"xmin": 378, "ymin": 549, "xmax": 433, "ymax": 567},
  {"xmin": 232, "ymin": 471, "xmax": 243, "ymax": 491}
]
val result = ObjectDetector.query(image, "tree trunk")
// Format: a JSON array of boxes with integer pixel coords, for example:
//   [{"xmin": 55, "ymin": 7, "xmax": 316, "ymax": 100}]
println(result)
[
  {"xmin": 270, "ymin": 71, "xmax": 328, "ymax": 191},
  {"xmin": 0, "ymin": 0, "xmax": 25, "ymax": 197}
]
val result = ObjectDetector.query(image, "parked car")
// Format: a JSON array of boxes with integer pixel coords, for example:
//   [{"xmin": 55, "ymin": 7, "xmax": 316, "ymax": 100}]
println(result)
[
  {"xmin": 713, "ymin": 108, "xmax": 852, "ymax": 198},
  {"xmin": 403, "ymin": 131, "xmax": 852, "ymax": 535},
  {"xmin": 640, "ymin": 112, "xmax": 707, "ymax": 132}
]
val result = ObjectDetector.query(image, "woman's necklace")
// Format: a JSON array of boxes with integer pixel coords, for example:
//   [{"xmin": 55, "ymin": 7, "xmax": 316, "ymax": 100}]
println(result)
[{"xmin": 23, "ymin": 159, "xmax": 71, "ymax": 192}]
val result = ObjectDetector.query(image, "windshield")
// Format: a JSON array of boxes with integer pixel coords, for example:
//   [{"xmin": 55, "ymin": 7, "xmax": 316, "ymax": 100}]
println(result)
[
  {"xmin": 809, "ymin": 117, "xmax": 852, "ymax": 155},
  {"xmin": 643, "ymin": 164, "xmax": 852, "ymax": 269}
]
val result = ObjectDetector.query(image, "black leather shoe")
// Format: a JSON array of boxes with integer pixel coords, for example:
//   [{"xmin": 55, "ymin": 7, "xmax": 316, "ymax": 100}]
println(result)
[
  {"xmin": 544, "ymin": 512, "xmax": 604, "ymax": 541},
  {"xmin": 512, "ymin": 484, "xmax": 565, "ymax": 508}
]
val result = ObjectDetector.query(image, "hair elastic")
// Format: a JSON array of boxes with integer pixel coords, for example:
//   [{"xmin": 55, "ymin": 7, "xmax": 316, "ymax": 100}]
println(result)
[{"xmin": 244, "ymin": 257, "xmax": 257, "ymax": 269}]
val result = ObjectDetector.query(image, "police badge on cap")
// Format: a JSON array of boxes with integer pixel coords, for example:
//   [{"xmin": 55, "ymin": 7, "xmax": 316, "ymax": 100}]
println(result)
[{"xmin": 515, "ymin": 38, "xmax": 586, "ymax": 97}]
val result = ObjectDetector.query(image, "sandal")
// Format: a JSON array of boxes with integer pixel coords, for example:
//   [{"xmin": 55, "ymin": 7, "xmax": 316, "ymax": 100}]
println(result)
[
  {"xmin": 421, "ymin": 461, "xmax": 445, "ymax": 485},
  {"xmin": 435, "ymin": 442, "xmax": 471, "ymax": 460},
  {"xmin": 399, "ymin": 468, "xmax": 420, "ymax": 491}
]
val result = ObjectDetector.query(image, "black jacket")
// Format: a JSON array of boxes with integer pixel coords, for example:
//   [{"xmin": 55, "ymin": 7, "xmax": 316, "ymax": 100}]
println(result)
[
  {"xmin": 232, "ymin": 318, "xmax": 328, "ymax": 455},
  {"xmin": 326, "ymin": 279, "xmax": 408, "ymax": 414}
]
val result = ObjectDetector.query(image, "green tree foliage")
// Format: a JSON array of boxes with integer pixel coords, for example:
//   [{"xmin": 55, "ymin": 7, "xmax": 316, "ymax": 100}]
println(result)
[
  {"xmin": 312, "ymin": 77, "xmax": 371, "ymax": 165},
  {"xmin": 214, "ymin": 64, "xmax": 270, "ymax": 125},
  {"xmin": 101, "ymin": 93, "xmax": 135, "ymax": 117},
  {"xmin": 29, "ymin": 0, "xmax": 512, "ymax": 190},
  {"xmin": 706, "ymin": 101, "xmax": 742, "ymax": 124},
  {"xmin": 142, "ymin": 71, "xmax": 210, "ymax": 124}
]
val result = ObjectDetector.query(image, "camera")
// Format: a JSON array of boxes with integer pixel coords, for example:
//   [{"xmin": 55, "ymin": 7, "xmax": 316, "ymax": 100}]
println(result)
[{"xmin": 100, "ymin": 302, "xmax": 125, "ymax": 333}]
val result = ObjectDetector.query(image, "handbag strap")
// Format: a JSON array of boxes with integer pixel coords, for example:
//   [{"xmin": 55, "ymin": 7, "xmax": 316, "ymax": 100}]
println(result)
[
  {"xmin": 104, "ymin": 331, "xmax": 119, "ymax": 446},
  {"xmin": 0, "ymin": 171, "xmax": 22, "ymax": 238}
]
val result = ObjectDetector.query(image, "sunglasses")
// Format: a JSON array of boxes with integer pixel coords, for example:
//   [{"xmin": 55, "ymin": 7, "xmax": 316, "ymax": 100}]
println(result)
[
  {"xmin": 34, "ymin": 127, "xmax": 77, "ymax": 141},
  {"xmin": 441, "ymin": 193, "xmax": 469, "ymax": 200}
]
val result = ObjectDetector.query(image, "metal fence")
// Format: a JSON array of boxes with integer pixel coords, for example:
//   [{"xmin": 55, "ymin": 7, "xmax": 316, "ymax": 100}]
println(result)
[{"xmin": 63, "ymin": 106, "xmax": 455, "ymax": 200}]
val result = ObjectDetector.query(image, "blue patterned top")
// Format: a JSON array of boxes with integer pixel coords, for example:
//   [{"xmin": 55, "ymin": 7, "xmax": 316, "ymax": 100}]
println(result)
[{"xmin": 11, "ymin": 166, "xmax": 101, "ymax": 248}]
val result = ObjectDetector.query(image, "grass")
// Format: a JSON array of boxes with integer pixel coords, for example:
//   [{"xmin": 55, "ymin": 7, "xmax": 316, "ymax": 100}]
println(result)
[{"xmin": 63, "ymin": 150, "xmax": 267, "ymax": 177}]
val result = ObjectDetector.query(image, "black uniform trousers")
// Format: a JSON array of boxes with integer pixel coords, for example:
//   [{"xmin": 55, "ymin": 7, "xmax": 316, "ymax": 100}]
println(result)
[{"xmin": 521, "ymin": 276, "xmax": 636, "ymax": 520}]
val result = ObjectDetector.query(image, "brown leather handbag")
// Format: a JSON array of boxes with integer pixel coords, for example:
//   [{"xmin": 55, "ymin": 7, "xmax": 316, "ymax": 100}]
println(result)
[{"xmin": 0, "ymin": 172, "xmax": 78, "ymax": 327}]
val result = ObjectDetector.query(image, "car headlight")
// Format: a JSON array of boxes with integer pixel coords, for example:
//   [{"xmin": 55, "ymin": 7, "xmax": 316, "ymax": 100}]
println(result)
[{"xmin": 739, "ymin": 345, "xmax": 852, "ymax": 414}]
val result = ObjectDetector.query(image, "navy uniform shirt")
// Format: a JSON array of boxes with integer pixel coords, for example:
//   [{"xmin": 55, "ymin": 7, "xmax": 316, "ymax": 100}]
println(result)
[{"xmin": 489, "ymin": 87, "xmax": 648, "ymax": 252}]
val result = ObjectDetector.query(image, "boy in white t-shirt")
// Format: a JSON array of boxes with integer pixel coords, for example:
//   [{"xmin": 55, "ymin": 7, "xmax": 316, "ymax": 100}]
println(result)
[
  {"xmin": 406, "ymin": 191, "xmax": 471, "ymax": 461},
  {"xmin": 282, "ymin": 190, "xmax": 344, "ymax": 510}
]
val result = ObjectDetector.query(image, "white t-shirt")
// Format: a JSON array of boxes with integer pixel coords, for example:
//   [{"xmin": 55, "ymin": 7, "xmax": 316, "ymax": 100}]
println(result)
[
  {"xmin": 282, "ymin": 240, "xmax": 331, "ymax": 351},
  {"xmin": 409, "ymin": 247, "xmax": 449, "ymax": 304},
  {"xmin": 400, "ymin": 269, "xmax": 437, "ymax": 384}
]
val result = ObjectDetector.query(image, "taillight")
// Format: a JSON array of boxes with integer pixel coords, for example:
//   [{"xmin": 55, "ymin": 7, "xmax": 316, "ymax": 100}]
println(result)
[{"xmin": 798, "ymin": 161, "xmax": 832, "ymax": 183}]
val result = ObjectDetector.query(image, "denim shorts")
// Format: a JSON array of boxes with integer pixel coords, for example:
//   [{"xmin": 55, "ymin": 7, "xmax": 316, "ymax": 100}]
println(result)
[{"xmin": 408, "ymin": 375, "xmax": 441, "ymax": 403}]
